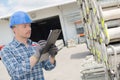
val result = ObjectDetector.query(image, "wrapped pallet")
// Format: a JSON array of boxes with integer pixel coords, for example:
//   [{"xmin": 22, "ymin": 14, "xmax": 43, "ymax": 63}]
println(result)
[{"xmin": 77, "ymin": 0, "xmax": 120, "ymax": 79}]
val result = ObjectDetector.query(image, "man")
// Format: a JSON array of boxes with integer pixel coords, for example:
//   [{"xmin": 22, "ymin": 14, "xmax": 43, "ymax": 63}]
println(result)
[{"xmin": 0, "ymin": 11, "xmax": 58, "ymax": 80}]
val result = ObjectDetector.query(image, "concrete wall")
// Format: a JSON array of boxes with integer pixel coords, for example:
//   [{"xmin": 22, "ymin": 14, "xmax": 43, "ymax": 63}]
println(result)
[
  {"xmin": 0, "ymin": 2, "xmax": 80, "ymax": 45},
  {"xmin": 57, "ymin": 2, "xmax": 80, "ymax": 43},
  {"xmin": 0, "ymin": 20, "xmax": 14, "ymax": 45},
  {"xmin": 31, "ymin": 2, "xmax": 80, "ymax": 43}
]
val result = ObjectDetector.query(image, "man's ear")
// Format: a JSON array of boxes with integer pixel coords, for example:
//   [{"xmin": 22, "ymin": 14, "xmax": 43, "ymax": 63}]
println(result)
[{"xmin": 12, "ymin": 26, "xmax": 16, "ymax": 33}]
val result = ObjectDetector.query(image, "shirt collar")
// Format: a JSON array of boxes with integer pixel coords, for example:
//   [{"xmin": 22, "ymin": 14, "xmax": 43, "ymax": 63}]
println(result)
[{"xmin": 12, "ymin": 38, "xmax": 32, "ymax": 47}]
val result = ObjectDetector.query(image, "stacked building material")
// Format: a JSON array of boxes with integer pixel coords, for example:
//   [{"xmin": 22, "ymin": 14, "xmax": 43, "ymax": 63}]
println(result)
[
  {"xmin": 80, "ymin": 55, "xmax": 106, "ymax": 80},
  {"xmin": 77, "ymin": 0, "xmax": 120, "ymax": 80}
]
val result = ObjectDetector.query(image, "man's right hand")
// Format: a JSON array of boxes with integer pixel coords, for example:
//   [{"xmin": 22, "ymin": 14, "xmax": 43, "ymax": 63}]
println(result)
[
  {"xmin": 30, "ymin": 44, "xmax": 43, "ymax": 68},
  {"xmin": 38, "ymin": 40, "xmax": 47, "ymax": 50},
  {"xmin": 34, "ymin": 40, "xmax": 47, "ymax": 59},
  {"xmin": 33, "ymin": 40, "xmax": 46, "ymax": 57},
  {"xmin": 31, "ymin": 40, "xmax": 47, "ymax": 67},
  {"xmin": 33, "ymin": 44, "xmax": 42, "ymax": 59}
]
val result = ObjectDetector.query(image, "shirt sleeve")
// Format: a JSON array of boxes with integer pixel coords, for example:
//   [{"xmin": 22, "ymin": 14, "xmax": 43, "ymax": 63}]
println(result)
[
  {"xmin": 41, "ymin": 59, "xmax": 56, "ymax": 70},
  {"xmin": 0, "ymin": 48, "xmax": 31, "ymax": 78}
]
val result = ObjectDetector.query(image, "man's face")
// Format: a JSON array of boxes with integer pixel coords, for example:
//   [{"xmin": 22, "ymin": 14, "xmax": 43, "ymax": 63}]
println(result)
[{"xmin": 13, "ymin": 24, "xmax": 31, "ymax": 39}]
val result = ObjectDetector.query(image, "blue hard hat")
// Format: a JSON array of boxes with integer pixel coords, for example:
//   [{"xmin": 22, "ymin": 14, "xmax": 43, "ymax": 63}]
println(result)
[{"xmin": 10, "ymin": 11, "xmax": 32, "ymax": 28}]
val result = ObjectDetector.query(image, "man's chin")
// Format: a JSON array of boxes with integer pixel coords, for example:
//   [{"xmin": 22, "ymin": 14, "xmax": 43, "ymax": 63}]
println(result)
[
  {"xmin": 24, "ymin": 36, "xmax": 30, "ymax": 39},
  {"xmin": 27, "ymin": 36, "xmax": 31, "ymax": 39}
]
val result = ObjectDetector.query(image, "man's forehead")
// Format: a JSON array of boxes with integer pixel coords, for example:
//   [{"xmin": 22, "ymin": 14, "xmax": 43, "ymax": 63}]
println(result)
[
  {"xmin": 18, "ymin": 23, "xmax": 31, "ymax": 26},
  {"xmin": 15, "ymin": 23, "xmax": 31, "ymax": 27}
]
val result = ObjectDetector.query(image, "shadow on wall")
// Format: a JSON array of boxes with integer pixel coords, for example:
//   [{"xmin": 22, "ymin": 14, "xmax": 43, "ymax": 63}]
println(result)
[{"xmin": 70, "ymin": 51, "xmax": 92, "ymax": 59}]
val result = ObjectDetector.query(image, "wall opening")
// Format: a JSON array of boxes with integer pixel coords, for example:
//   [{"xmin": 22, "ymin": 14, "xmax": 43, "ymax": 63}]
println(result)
[{"xmin": 30, "ymin": 15, "xmax": 64, "ymax": 44}]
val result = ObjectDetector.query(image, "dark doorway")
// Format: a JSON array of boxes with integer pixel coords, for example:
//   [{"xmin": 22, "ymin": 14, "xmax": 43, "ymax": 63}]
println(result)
[{"xmin": 30, "ymin": 15, "xmax": 64, "ymax": 43}]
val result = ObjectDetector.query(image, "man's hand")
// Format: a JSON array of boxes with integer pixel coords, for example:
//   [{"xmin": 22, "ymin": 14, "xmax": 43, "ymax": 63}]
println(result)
[
  {"xmin": 33, "ymin": 40, "xmax": 47, "ymax": 59},
  {"xmin": 48, "ymin": 44, "xmax": 58, "ymax": 58},
  {"xmin": 30, "ymin": 44, "xmax": 43, "ymax": 68},
  {"xmin": 33, "ymin": 40, "xmax": 58, "ymax": 64},
  {"xmin": 38, "ymin": 40, "xmax": 58, "ymax": 58},
  {"xmin": 49, "ymin": 56, "xmax": 55, "ymax": 64},
  {"xmin": 33, "ymin": 44, "xmax": 42, "ymax": 59},
  {"xmin": 30, "ymin": 40, "xmax": 47, "ymax": 68},
  {"xmin": 38, "ymin": 40, "xmax": 47, "ymax": 50}
]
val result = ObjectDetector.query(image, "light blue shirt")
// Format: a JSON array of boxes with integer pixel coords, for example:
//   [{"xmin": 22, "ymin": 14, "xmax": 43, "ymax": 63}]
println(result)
[{"xmin": 0, "ymin": 38, "xmax": 56, "ymax": 80}]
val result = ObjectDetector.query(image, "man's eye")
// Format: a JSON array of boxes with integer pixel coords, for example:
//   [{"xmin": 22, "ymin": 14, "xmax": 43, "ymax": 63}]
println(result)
[{"xmin": 23, "ymin": 25, "xmax": 26, "ymax": 28}]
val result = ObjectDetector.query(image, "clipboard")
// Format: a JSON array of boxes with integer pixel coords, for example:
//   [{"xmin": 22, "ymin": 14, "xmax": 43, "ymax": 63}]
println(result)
[{"xmin": 39, "ymin": 29, "xmax": 61, "ymax": 62}]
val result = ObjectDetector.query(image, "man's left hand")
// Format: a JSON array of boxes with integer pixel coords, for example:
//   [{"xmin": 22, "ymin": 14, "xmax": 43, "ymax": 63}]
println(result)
[{"xmin": 48, "ymin": 44, "xmax": 58, "ymax": 58}]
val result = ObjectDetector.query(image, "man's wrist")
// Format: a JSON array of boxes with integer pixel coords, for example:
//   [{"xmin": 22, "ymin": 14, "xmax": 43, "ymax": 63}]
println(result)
[
  {"xmin": 30, "ymin": 56, "xmax": 39, "ymax": 68},
  {"xmin": 49, "ymin": 56, "xmax": 56, "ymax": 64}
]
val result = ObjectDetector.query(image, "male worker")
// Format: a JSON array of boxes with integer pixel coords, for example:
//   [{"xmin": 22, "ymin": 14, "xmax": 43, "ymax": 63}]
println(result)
[{"xmin": 0, "ymin": 11, "xmax": 58, "ymax": 80}]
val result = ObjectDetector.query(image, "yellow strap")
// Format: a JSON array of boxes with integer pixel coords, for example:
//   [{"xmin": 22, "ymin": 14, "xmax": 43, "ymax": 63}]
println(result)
[
  {"xmin": 91, "ymin": 47, "xmax": 95, "ymax": 55},
  {"xmin": 99, "ymin": 37, "xmax": 103, "ymax": 44},
  {"xmin": 96, "ymin": 24, "xmax": 100, "ymax": 35},
  {"xmin": 103, "ymin": 57, "xmax": 108, "ymax": 66},
  {"xmin": 100, "ymin": 18, "xmax": 110, "ymax": 43},
  {"xmin": 96, "ymin": 49, "xmax": 101, "ymax": 62},
  {"xmin": 93, "ymin": 8, "xmax": 97, "ymax": 15},
  {"xmin": 98, "ymin": 51, "xmax": 101, "ymax": 62},
  {"xmin": 103, "ymin": 27, "xmax": 110, "ymax": 43},
  {"xmin": 86, "ymin": 7, "xmax": 89, "ymax": 14},
  {"xmin": 101, "ymin": 18, "xmax": 105, "ymax": 28},
  {"xmin": 91, "ymin": 47, "xmax": 93, "ymax": 53}
]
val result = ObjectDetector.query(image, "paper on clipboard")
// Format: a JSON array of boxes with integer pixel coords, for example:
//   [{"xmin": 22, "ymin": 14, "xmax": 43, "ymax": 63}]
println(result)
[{"xmin": 39, "ymin": 29, "xmax": 61, "ymax": 62}]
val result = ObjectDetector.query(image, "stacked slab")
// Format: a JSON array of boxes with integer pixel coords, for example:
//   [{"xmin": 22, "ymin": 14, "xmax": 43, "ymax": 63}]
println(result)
[{"xmin": 77, "ymin": 0, "xmax": 120, "ymax": 80}]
